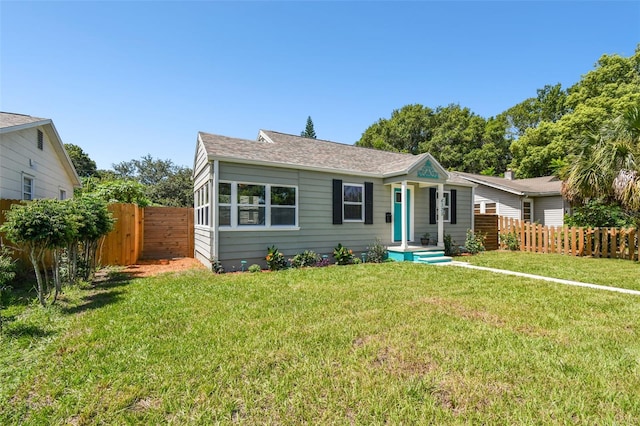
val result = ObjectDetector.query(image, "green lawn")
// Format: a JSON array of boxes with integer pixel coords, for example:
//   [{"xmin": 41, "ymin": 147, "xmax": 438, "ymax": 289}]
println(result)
[
  {"xmin": 456, "ymin": 250, "xmax": 640, "ymax": 291},
  {"xmin": 2, "ymin": 261, "xmax": 640, "ymax": 424}
]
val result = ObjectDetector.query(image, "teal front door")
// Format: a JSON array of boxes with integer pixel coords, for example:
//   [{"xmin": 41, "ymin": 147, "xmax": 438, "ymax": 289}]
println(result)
[{"xmin": 393, "ymin": 188, "xmax": 411, "ymax": 242}]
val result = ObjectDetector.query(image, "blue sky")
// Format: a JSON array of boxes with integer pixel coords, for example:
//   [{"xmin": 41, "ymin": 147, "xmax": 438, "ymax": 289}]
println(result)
[{"xmin": 1, "ymin": 1, "xmax": 638, "ymax": 170}]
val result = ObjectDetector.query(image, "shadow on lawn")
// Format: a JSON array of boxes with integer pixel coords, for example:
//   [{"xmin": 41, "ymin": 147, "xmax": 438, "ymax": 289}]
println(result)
[
  {"xmin": 2, "ymin": 323, "xmax": 53, "ymax": 339},
  {"xmin": 61, "ymin": 270, "xmax": 134, "ymax": 315}
]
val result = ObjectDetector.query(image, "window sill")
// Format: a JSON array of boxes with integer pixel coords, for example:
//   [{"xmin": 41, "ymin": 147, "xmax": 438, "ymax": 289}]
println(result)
[{"xmin": 219, "ymin": 226, "xmax": 300, "ymax": 232}]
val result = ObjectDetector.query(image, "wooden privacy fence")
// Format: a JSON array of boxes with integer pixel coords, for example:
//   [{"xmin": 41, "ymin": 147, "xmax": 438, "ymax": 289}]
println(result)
[
  {"xmin": 474, "ymin": 214, "xmax": 499, "ymax": 251},
  {"xmin": 1, "ymin": 200, "xmax": 194, "ymax": 267},
  {"xmin": 499, "ymin": 216, "xmax": 639, "ymax": 261},
  {"xmin": 101, "ymin": 204, "xmax": 194, "ymax": 265}
]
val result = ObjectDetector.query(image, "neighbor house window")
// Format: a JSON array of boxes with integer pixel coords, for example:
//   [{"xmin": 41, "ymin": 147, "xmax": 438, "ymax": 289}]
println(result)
[
  {"xmin": 23, "ymin": 175, "xmax": 34, "ymax": 200},
  {"xmin": 474, "ymin": 203, "xmax": 481, "ymax": 214},
  {"xmin": 195, "ymin": 183, "xmax": 210, "ymax": 226},
  {"xmin": 343, "ymin": 183, "xmax": 364, "ymax": 221},
  {"xmin": 523, "ymin": 200, "xmax": 533, "ymax": 222},
  {"xmin": 219, "ymin": 181, "xmax": 297, "ymax": 228},
  {"xmin": 485, "ymin": 202, "xmax": 497, "ymax": 214},
  {"xmin": 37, "ymin": 130, "xmax": 44, "ymax": 150},
  {"xmin": 59, "ymin": 189, "xmax": 67, "ymax": 200}
]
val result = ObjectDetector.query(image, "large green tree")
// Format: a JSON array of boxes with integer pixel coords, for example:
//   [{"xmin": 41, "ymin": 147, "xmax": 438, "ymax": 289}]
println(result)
[
  {"xmin": 356, "ymin": 104, "xmax": 511, "ymax": 174},
  {"xmin": 64, "ymin": 143, "xmax": 98, "ymax": 177},
  {"xmin": 112, "ymin": 155, "xmax": 192, "ymax": 207},
  {"xmin": 562, "ymin": 105, "xmax": 640, "ymax": 217},
  {"xmin": 510, "ymin": 46, "xmax": 640, "ymax": 178}
]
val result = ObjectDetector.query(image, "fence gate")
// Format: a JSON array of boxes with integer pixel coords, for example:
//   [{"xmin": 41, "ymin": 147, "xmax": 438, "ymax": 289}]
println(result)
[{"xmin": 142, "ymin": 207, "xmax": 194, "ymax": 259}]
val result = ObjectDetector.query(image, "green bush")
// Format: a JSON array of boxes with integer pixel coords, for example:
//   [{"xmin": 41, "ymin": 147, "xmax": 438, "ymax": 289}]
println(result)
[
  {"xmin": 266, "ymin": 246, "xmax": 288, "ymax": 271},
  {"xmin": 290, "ymin": 250, "xmax": 320, "ymax": 268},
  {"xmin": 366, "ymin": 239, "xmax": 387, "ymax": 263},
  {"xmin": 500, "ymin": 232, "xmax": 520, "ymax": 251},
  {"xmin": 248, "ymin": 264, "xmax": 261, "ymax": 273},
  {"xmin": 564, "ymin": 199, "xmax": 635, "ymax": 228},
  {"xmin": 444, "ymin": 234, "xmax": 459, "ymax": 256},
  {"xmin": 464, "ymin": 229, "xmax": 486, "ymax": 255},
  {"xmin": 333, "ymin": 243, "xmax": 354, "ymax": 265}
]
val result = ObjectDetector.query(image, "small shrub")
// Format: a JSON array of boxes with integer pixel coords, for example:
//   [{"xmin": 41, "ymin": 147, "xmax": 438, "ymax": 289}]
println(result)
[
  {"xmin": 315, "ymin": 257, "xmax": 331, "ymax": 267},
  {"xmin": 443, "ymin": 234, "xmax": 459, "ymax": 256},
  {"xmin": 500, "ymin": 232, "xmax": 520, "ymax": 251},
  {"xmin": 248, "ymin": 264, "xmax": 262, "ymax": 273},
  {"xmin": 333, "ymin": 243, "xmax": 354, "ymax": 265},
  {"xmin": 464, "ymin": 229, "xmax": 486, "ymax": 254},
  {"xmin": 290, "ymin": 250, "xmax": 320, "ymax": 268},
  {"xmin": 366, "ymin": 239, "xmax": 387, "ymax": 263},
  {"xmin": 212, "ymin": 258, "xmax": 225, "ymax": 274},
  {"xmin": 352, "ymin": 257, "xmax": 362, "ymax": 264},
  {"xmin": 266, "ymin": 245, "xmax": 288, "ymax": 271}
]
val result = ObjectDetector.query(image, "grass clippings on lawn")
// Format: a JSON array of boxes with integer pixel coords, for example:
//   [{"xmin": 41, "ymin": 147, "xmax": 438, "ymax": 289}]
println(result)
[{"xmin": 2, "ymin": 261, "xmax": 640, "ymax": 424}]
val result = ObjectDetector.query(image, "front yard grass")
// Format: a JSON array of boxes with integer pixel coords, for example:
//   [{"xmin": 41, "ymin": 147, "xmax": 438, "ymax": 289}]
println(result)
[
  {"xmin": 2, "ymin": 261, "xmax": 640, "ymax": 424},
  {"xmin": 456, "ymin": 250, "xmax": 640, "ymax": 291}
]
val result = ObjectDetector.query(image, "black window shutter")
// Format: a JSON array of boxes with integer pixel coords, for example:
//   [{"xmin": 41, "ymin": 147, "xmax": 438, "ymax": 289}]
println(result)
[
  {"xmin": 429, "ymin": 188, "xmax": 437, "ymax": 224},
  {"xmin": 450, "ymin": 189, "xmax": 457, "ymax": 224},
  {"xmin": 364, "ymin": 182, "xmax": 373, "ymax": 224},
  {"xmin": 332, "ymin": 179, "xmax": 343, "ymax": 225}
]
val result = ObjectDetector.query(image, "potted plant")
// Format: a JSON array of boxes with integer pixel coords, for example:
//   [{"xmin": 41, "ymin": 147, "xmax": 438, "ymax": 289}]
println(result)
[{"xmin": 420, "ymin": 232, "xmax": 430, "ymax": 245}]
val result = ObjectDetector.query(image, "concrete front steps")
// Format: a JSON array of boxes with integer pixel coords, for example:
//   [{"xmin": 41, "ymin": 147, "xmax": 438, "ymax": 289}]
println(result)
[{"xmin": 387, "ymin": 246, "xmax": 452, "ymax": 265}]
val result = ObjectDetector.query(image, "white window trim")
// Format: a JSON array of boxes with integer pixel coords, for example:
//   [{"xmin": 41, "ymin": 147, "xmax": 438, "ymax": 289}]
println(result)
[
  {"xmin": 195, "ymin": 183, "xmax": 210, "ymax": 227},
  {"xmin": 343, "ymin": 182, "xmax": 364, "ymax": 222},
  {"xmin": 59, "ymin": 188, "xmax": 67, "ymax": 200},
  {"xmin": 437, "ymin": 190, "xmax": 451, "ymax": 223},
  {"xmin": 218, "ymin": 180, "xmax": 299, "ymax": 230},
  {"xmin": 22, "ymin": 173, "xmax": 34, "ymax": 201}
]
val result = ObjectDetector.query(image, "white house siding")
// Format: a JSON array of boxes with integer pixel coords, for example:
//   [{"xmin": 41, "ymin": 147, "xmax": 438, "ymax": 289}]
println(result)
[
  {"xmin": 473, "ymin": 186, "xmax": 522, "ymax": 221},
  {"xmin": 534, "ymin": 195, "xmax": 565, "ymax": 226},
  {"xmin": 0, "ymin": 126, "xmax": 75, "ymax": 200}
]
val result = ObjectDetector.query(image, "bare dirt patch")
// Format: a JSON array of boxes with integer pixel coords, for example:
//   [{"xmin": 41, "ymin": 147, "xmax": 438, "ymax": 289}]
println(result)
[{"xmin": 121, "ymin": 257, "xmax": 207, "ymax": 278}]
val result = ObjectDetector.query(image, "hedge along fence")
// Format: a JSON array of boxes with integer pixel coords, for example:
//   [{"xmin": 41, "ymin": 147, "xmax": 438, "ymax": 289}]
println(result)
[{"xmin": 499, "ymin": 216, "xmax": 639, "ymax": 261}]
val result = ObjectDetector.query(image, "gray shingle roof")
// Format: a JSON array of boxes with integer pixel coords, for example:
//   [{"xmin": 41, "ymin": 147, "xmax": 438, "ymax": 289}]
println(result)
[
  {"xmin": 0, "ymin": 112, "xmax": 48, "ymax": 129},
  {"xmin": 199, "ymin": 130, "xmax": 430, "ymax": 176},
  {"xmin": 453, "ymin": 171, "xmax": 562, "ymax": 195}
]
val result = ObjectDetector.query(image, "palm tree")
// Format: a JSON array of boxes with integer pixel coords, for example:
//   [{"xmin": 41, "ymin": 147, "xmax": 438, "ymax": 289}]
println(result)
[{"xmin": 562, "ymin": 105, "xmax": 640, "ymax": 214}]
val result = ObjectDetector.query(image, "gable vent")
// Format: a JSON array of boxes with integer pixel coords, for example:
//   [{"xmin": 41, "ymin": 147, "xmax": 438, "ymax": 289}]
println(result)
[{"xmin": 37, "ymin": 130, "xmax": 44, "ymax": 150}]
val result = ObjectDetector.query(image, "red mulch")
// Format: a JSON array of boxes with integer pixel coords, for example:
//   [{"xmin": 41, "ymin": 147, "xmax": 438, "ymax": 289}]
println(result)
[{"xmin": 121, "ymin": 257, "xmax": 207, "ymax": 278}]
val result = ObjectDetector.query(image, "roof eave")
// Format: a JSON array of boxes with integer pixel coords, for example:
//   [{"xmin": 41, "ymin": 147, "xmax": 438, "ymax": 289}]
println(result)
[{"xmin": 0, "ymin": 118, "xmax": 52, "ymax": 134}]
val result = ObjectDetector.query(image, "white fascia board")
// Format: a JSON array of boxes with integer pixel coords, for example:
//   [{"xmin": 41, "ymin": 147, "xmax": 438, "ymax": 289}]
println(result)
[{"xmin": 458, "ymin": 176, "xmax": 524, "ymax": 196}]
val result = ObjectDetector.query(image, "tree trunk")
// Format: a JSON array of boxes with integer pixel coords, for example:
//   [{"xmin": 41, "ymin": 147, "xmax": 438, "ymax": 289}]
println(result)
[{"xmin": 30, "ymin": 246, "xmax": 46, "ymax": 307}]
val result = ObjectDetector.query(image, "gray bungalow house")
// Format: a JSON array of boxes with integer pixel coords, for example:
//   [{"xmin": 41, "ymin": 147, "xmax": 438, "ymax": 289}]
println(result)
[
  {"xmin": 453, "ymin": 171, "xmax": 569, "ymax": 226},
  {"xmin": 193, "ymin": 130, "xmax": 475, "ymax": 271}
]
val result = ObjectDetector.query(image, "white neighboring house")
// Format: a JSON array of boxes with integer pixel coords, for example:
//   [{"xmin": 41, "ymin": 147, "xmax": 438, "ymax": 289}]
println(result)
[
  {"xmin": 0, "ymin": 112, "xmax": 81, "ymax": 201},
  {"xmin": 453, "ymin": 170, "xmax": 570, "ymax": 226}
]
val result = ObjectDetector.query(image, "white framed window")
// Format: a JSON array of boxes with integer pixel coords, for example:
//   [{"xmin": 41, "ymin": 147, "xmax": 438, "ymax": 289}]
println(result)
[
  {"xmin": 237, "ymin": 183, "xmax": 265, "ymax": 226},
  {"xmin": 22, "ymin": 174, "xmax": 34, "ymax": 200},
  {"xmin": 59, "ymin": 189, "xmax": 67, "ymax": 200},
  {"xmin": 219, "ymin": 181, "xmax": 297, "ymax": 228},
  {"xmin": 485, "ymin": 202, "xmax": 497, "ymax": 214},
  {"xmin": 195, "ymin": 183, "xmax": 210, "ymax": 226},
  {"xmin": 438, "ymin": 190, "xmax": 451, "ymax": 222},
  {"xmin": 523, "ymin": 199, "xmax": 534, "ymax": 222},
  {"xmin": 343, "ymin": 183, "xmax": 364, "ymax": 222}
]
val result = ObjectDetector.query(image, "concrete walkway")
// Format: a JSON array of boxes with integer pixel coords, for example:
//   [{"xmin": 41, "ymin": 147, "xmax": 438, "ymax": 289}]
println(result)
[{"xmin": 450, "ymin": 261, "xmax": 640, "ymax": 296}]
